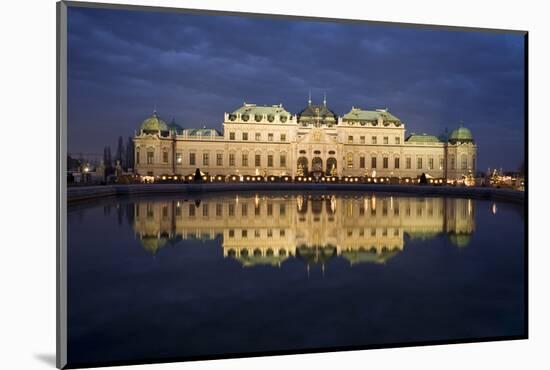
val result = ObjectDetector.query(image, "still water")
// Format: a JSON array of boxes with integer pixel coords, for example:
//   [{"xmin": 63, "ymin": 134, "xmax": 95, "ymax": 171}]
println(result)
[{"xmin": 67, "ymin": 192, "xmax": 525, "ymax": 366}]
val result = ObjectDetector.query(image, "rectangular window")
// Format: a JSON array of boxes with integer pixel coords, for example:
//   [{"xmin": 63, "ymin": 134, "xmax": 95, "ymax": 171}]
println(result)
[
  {"xmin": 360, "ymin": 136, "xmax": 365, "ymax": 144},
  {"xmin": 347, "ymin": 154, "xmax": 353, "ymax": 168},
  {"xmin": 280, "ymin": 204, "xmax": 286, "ymax": 216},
  {"xmin": 360, "ymin": 156, "xmax": 365, "ymax": 168},
  {"xmin": 136, "ymin": 150, "xmax": 141, "ymax": 165},
  {"xmin": 395, "ymin": 157, "xmax": 400, "ymax": 169},
  {"xmin": 439, "ymin": 157, "xmax": 444, "ymax": 170},
  {"xmin": 202, "ymin": 153, "xmax": 209, "ymax": 166},
  {"xmin": 348, "ymin": 135, "xmax": 353, "ymax": 143},
  {"xmin": 383, "ymin": 136, "xmax": 389, "ymax": 145},
  {"xmin": 241, "ymin": 204, "xmax": 248, "ymax": 216},
  {"xmin": 189, "ymin": 152, "xmax": 195, "ymax": 166},
  {"xmin": 162, "ymin": 151, "xmax": 168, "ymax": 164},
  {"xmin": 406, "ymin": 157, "xmax": 412, "ymax": 169},
  {"xmin": 255, "ymin": 154, "xmax": 261, "ymax": 167},
  {"xmin": 229, "ymin": 153, "xmax": 235, "ymax": 166},
  {"xmin": 280, "ymin": 134, "xmax": 286, "ymax": 142},
  {"xmin": 188, "ymin": 204, "xmax": 195, "ymax": 217},
  {"xmin": 461, "ymin": 155, "xmax": 468, "ymax": 170},
  {"xmin": 371, "ymin": 156, "xmax": 377, "ymax": 169},
  {"xmin": 267, "ymin": 155, "xmax": 273, "ymax": 167},
  {"xmin": 417, "ymin": 157, "xmax": 423, "ymax": 169},
  {"xmin": 147, "ymin": 151, "xmax": 154, "ymax": 164},
  {"xmin": 242, "ymin": 153, "xmax": 248, "ymax": 167},
  {"xmin": 229, "ymin": 132, "xmax": 235, "ymax": 140},
  {"xmin": 216, "ymin": 153, "xmax": 223, "ymax": 166},
  {"xmin": 383, "ymin": 157, "xmax": 389, "ymax": 169},
  {"xmin": 242, "ymin": 229, "xmax": 247, "ymax": 238},
  {"xmin": 176, "ymin": 153, "xmax": 182, "ymax": 164},
  {"xmin": 371, "ymin": 136, "xmax": 377, "ymax": 145},
  {"xmin": 268, "ymin": 133, "xmax": 274, "ymax": 141},
  {"xmin": 216, "ymin": 203, "xmax": 222, "ymax": 217},
  {"xmin": 428, "ymin": 157, "xmax": 434, "ymax": 170},
  {"xmin": 242, "ymin": 132, "xmax": 248, "ymax": 141},
  {"xmin": 395, "ymin": 137, "xmax": 401, "ymax": 145},
  {"xmin": 228, "ymin": 204, "xmax": 235, "ymax": 216},
  {"xmin": 202, "ymin": 204, "xmax": 208, "ymax": 217},
  {"xmin": 255, "ymin": 132, "xmax": 261, "ymax": 141},
  {"xmin": 280, "ymin": 154, "xmax": 286, "ymax": 167}
]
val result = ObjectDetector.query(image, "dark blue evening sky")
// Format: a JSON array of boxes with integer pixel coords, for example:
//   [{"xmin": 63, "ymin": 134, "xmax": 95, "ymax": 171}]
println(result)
[{"xmin": 67, "ymin": 6, "xmax": 525, "ymax": 171}]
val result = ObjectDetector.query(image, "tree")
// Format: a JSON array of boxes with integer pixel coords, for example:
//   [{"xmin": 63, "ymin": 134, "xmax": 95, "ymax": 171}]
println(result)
[
  {"xmin": 125, "ymin": 136, "xmax": 134, "ymax": 170},
  {"xmin": 115, "ymin": 136, "xmax": 125, "ymax": 166},
  {"xmin": 103, "ymin": 145, "xmax": 112, "ymax": 169},
  {"xmin": 419, "ymin": 173, "xmax": 428, "ymax": 184}
]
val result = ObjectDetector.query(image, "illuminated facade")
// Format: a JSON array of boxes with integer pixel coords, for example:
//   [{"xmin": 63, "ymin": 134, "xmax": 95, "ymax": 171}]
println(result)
[
  {"xmin": 134, "ymin": 100, "xmax": 477, "ymax": 180},
  {"xmin": 132, "ymin": 194, "xmax": 476, "ymax": 267}
]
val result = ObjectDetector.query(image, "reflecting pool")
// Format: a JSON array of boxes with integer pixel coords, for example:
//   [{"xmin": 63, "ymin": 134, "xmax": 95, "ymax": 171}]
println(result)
[{"xmin": 67, "ymin": 192, "xmax": 525, "ymax": 366}]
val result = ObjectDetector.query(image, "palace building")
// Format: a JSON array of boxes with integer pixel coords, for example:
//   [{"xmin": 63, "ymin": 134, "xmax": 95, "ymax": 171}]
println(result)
[{"xmin": 133, "ymin": 98, "xmax": 476, "ymax": 180}]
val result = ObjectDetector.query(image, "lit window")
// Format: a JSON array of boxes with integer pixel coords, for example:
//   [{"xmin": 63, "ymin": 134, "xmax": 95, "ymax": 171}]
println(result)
[
  {"xmin": 189, "ymin": 153, "xmax": 195, "ymax": 166},
  {"xmin": 347, "ymin": 153, "xmax": 354, "ymax": 168},
  {"xmin": 176, "ymin": 153, "xmax": 182, "ymax": 164},
  {"xmin": 439, "ymin": 157, "xmax": 444, "ymax": 170}
]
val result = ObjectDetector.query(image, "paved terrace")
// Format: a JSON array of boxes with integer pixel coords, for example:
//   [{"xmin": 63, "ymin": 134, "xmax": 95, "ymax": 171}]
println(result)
[{"xmin": 66, "ymin": 183, "xmax": 525, "ymax": 204}]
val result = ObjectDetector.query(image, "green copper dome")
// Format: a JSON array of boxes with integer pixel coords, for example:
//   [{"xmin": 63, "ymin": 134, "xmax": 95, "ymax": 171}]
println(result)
[
  {"xmin": 449, "ymin": 124, "xmax": 473, "ymax": 143},
  {"xmin": 140, "ymin": 111, "xmax": 168, "ymax": 132}
]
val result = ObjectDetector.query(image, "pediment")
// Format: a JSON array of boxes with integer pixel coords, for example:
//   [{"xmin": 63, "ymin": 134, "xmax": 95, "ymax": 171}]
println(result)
[{"xmin": 296, "ymin": 129, "xmax": 339, "ymax": 145}]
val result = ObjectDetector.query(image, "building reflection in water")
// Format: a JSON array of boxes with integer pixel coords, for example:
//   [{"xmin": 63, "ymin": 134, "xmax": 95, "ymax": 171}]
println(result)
[{"xmin": 132, "ymin": 194, "xmax": 476, "ymax": 267}]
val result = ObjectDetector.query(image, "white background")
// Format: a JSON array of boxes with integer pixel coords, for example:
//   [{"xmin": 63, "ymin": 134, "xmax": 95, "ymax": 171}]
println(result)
[{"xmin": 0, "ymin": 0, "xmax": 546, "ymax": 369}]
